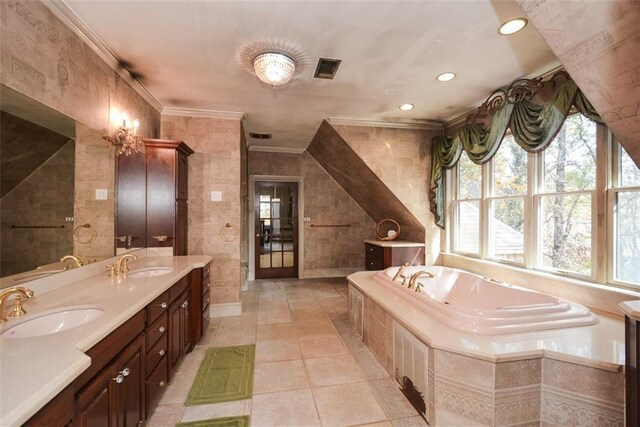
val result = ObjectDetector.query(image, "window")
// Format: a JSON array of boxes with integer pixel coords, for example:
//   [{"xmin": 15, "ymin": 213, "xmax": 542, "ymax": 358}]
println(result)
[{"xmin": 449, "ymin": 113, "xmax": 640, "ymax": 288}]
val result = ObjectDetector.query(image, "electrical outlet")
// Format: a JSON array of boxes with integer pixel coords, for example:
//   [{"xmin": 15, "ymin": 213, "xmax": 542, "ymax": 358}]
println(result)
[
  {"xmin": 95, "ymin": 189, "xmax": 108, "ymax": 200},
  {"xmin": 211, "ymin": 191, "xmax": 223, "ymax": 201}
]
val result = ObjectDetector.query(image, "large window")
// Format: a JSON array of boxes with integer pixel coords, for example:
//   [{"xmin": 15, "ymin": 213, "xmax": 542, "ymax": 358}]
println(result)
[{"xmin": 449, "ymin": 114, "xmax": 640, "ymax": 288}]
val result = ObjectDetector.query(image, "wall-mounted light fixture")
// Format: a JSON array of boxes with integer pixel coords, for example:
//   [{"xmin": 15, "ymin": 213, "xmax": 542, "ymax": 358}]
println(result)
[{"xmin": 103, "ymin": 112, "xmax": 143, "ymax": 156}]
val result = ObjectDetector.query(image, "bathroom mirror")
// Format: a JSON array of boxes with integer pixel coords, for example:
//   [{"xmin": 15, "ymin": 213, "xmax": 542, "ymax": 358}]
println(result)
[{"xmin": 0, "ymin": 84, "xmax": 135, "ymax": 286}]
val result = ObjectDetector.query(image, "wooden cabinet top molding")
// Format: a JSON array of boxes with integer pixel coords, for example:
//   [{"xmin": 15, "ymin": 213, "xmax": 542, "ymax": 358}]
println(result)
[{"xmin": 143, "ymin": 138, "xmax": 195, "ymax": 156}]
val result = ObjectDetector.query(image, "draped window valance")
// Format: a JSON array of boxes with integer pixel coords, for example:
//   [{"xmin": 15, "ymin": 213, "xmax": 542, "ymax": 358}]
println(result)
[{"xmin": 429, "ymin": 72, "xmax": 604, "ymax": 229}]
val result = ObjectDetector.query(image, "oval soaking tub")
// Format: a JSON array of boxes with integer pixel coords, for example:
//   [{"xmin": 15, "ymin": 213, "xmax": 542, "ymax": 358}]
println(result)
[{"xmin": 373, "ymin": 266, "xmax": 598, "ymax": 334}]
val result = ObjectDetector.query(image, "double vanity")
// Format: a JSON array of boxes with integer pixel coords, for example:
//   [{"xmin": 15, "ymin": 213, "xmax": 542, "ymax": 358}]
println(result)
[{"xmin": 0, "ymin": 250, "xmax": 212, "ymax": 426}]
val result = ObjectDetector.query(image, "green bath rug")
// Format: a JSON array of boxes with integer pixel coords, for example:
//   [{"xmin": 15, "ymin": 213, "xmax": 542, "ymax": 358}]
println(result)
[
  {"xmin": 185, "ymin": 345, "xmax": 255, "ymax": 406},
  {"xmin": 176, "ymin": 416, "xmax": 250, "ymax": 427}
]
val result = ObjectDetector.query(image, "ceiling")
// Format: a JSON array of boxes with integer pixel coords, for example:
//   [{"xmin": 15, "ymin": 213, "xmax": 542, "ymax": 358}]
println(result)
[{"xmin": 63, "ymin": 0, "xmax": 559, "ymax": 150}]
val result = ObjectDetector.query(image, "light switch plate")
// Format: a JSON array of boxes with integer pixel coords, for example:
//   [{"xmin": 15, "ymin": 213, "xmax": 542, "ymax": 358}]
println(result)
[
  {"xmin": 95, "ymin": 189, "xmax": 108, "ymax": 200},
  {"xmin": 210, "ymin": 191, "xmax": 223, "ymax": 201}
]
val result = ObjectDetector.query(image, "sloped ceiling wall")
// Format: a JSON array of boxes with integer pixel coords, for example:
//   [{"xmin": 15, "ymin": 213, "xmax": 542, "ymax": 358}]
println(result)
[
  {"xmin": 516, "ymin": 0, "xmax": 640, "ymax": 167},
  {"xmin": 307, "ymin": 120, "xmax": 425, "ymax": 243}
]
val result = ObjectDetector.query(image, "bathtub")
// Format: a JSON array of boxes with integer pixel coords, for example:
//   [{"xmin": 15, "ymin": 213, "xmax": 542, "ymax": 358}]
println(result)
[{"xmin": 373, "ymin": 266, "xmax": 598, "ymax": 335}]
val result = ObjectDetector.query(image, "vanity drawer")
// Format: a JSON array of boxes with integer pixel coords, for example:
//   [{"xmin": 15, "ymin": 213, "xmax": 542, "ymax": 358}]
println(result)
[
  {"xmin": 146, "ymin": 356, "xmax": 168, "ymax": 419},
  {"xmin": 146, "ymin": 333, "xmax": 168, "ymax": 377},
  {"xmin": 366, "ymin": 256, "xmax": 384, "ymax": 271},
  {"xmin": 202, "ymin": 277, "xmax": 210, "ymax": 296},
  {"xmin": 169, "ymin": 275, "xmax": 190, "ymax": 302},
  {"xmin": 202, "ymin": 263, "xmax": 211, "ymax": 282},
  {"xmin": 202, "ymin": 288, "xmax": 210, "ymax": 312},
  {"xmin": 365, "ymin": 243, "xmax": 384, "ymax": 258},
  {"xmin": 146, "ymin": 311, "xmax": 168, "ymax": 349},
  {"xmin": 147, "ymin": 290, "xmax": 170, "ymax": 326}
]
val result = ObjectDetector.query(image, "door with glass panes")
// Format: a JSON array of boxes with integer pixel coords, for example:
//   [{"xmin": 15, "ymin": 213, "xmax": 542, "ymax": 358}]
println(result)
[{"xmin": 255, "ymin": 182, "xmax": 298, "ymax": 279}]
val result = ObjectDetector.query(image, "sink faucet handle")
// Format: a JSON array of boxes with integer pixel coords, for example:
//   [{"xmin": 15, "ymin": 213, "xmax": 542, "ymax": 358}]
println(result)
[{"xmin": 8, "ymin": 296, "xmax": 28, "ymax": 318}]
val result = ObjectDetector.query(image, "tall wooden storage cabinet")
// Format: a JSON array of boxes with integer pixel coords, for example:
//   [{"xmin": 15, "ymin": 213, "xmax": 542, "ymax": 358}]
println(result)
[{"xmin": 144, "ymin": 139, "xmax": 194, "ymax": 255}]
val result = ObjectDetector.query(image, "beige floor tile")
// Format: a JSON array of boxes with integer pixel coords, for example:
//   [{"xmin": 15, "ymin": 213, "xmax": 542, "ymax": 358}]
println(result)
[
  {"xmin": 298, "ymin": 334, "xmax": 348, "ymax": 359},
  {"xmin": 253, "ymin": 359, "xmax": 310, "ymax": 394},
  {"xmin": 255, "ymin": 337, "xmax": 302, "ymax": 363},
  {"xmin": 312, "ymin": 382, "xmax": 387, "ymax": 427},
  {"xmin": 350, "ymin": 348, "xmax": 391, "ymax": 380},
  {"xmin": 181, "ymin": 399, "xmax": 251, "ymax": 422},
  {"xmin": 356, "ymin": 422, "xmax": 394, "ymax": 427},
  {"xmin": 147, "ymin": 403, "xmax": 185, "ymax": 427},
  {"xmin": 251, "ymin": 389, "xmax": 321, "ymax": 427},
  {"xmin": 158, "ymin": 374, "xmax": 192, "ymax": 405},
  {"xmin": 258, "ymin": 300, "xmax": 290, "ymax": 312},
  {"xmin": 219, "ymin": 316, "xmax": 245, "ymax": 329},
  {"xmin": 287, "ymin": 298, "xmax": 321, "ymax": 310},
  {"xmin": 316, "ymin": 295, "xmax": 348, "ymax": 309},
  {"xmin": 198, "ymin": 323, "xmax": 218, "ymax": 347},
  {"xmin": 257, "ymin": 309, "xmax": 292, "ymax": 325},
  {"xmin": 391, "ymin": 416, "xmax": 429, "ymax": 427},
  {"xmin": 291, "ymin": 306, "xmax": 328, "ymax": 321},
  {"xmin": 305, "ymin": 354, "xmax": 366, "ymax": 387},
  {"xmin": 212, "ymin": 329, "xmax": 255, "ymax": 347},
  {"xmin": 175, "ymin": 346, "xmax": 208, "ymax": 379},
  {"xmin": 370, "ymin": 378, "xmax": 421, "ymax": 420},
  {"xmin": 256, "ymin": 322, "xmax": 297, "ymax": 341},
  {"xmin": 294, "ymin": 318, "xmax": 337, "ymax": 337}
]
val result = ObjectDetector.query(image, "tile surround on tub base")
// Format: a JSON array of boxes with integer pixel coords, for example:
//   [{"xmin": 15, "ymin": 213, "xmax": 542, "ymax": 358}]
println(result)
[
  {"xmin": 349, "ymin": 284, "xmax": 625, "ymax": 426},
  {"xmin": 209, "ymin": 301, "xmax": 242, "ymax": 318}
]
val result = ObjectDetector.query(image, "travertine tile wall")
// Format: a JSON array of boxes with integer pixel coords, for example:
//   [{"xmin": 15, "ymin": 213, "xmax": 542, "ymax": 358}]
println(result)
[
  {"xmin": 160, "ymin": 115, "xmax": 242, "ymax": 304},
  {"xmin": 0, "ymin": 142, "xmax": 75, "ymax": 276},
  {"xmin": 333, "ymin": 125, "xmax": 441, "ymax": 264},
  {"xmin": 248, "ymin": 151, "xmax": 376, "ymax": 274}
]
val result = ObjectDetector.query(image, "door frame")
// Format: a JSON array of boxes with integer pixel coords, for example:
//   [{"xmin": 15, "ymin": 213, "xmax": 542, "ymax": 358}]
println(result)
[{"xmin": 248, "ymin": 175, "xmax": 304, "ymax": 281}]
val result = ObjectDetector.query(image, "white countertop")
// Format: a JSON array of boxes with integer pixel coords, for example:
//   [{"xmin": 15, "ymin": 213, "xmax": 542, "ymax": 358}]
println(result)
[
  {"xmin": 620, "ymin": 300, "xmax": 640, "ymax": 321},
  {"xmin": 364, "ymin": 239, "xmax": 425, "ymax": 248},
  {"xmin": 348, "ymin": 271, "xmax": 625, "ymax": 371},
  {"xmin": 0, "ymin": 255, "xmax": 211, "ymax": 426}
]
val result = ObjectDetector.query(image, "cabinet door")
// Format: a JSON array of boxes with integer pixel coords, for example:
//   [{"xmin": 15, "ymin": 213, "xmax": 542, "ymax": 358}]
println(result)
[
  {"xmin": 181, "ymin": 291, "xmax": 192, "ymax": 355},
  {"xmin": 146, "ymin": 147, "xmax": 176, "ymax": 248},
  {"xmin": 176, "ymin": 151, "xmax": 189, "ymax": 200},
  {"xmin": 174, "ymin": 200, "xmax": 188, "ymax": 256},
  {"xmin": 115, "ymin": 335, "xmax": 145, "ymax": 427},
  {"xmin": 116, "ymin": 151, "xmax": 147, "ymax": 250},
  {"xmin": 75, "ymin": 362, "xmax": 117, "ymax": 427},
  {"xmin": 168, "ymin": 298, "xmax": 182, "ymax": 377}
]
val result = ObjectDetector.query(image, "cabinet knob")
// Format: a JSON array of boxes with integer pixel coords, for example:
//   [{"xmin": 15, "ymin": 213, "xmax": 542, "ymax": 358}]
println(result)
[
  {"xmin": 181, "ymin": 301, "xmax": 189, "ymax": 308},
  {"xmin": 120, "ymin": 367, "xmax": 130, "ymax": 377},
  {"xmin": 152, "ymin": 235, "xmax": 169, "ymax": 242},
  {"xmin": 158, "ymin": 326, "xmax": 166, "ymax": 333},
  {"xmin": 159, "ymin": 302, "xmax": 168, "ymax": 309},
  {"xmin": 158, "ymin": 381, "xmax": 167, "ymax": 387},
  {"xmin": 158, "ymin": 349, "xmax": 166, "ymax": 356},
  {"xmin": 113, "ymin": 374, "xmax": 124, "ymax": 384},
  {"xmin": 204, "ymin": 298, "xmax": 210, "ymax": 304}
]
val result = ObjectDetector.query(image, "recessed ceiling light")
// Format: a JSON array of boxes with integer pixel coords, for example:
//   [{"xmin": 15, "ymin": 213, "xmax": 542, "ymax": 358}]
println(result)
[
  {"xmin": 399, "ymin": 103, "xmax": 414, "ymax": 111},
  {"xmin": 436, "ymin": 72, "xmax": 456, "ymax": 82},
  {"xmin": 498, "ymin": 18, "xmax": 528, "ymax": 35}
]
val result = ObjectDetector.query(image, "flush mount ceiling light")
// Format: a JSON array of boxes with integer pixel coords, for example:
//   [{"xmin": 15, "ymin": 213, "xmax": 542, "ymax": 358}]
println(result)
[
  {"xmin": 253, "ymin": 52, "xmax": 296, "ymax": 87},
  {"xmin": 498, "ymin": 18, "xmax": 528, "ymax": 35},
  {"xmin": 399, "ymin": 103, "xmax": 414, "ymax": 111},
  {"xmin": 436, "ymin": 72, "xmax": 457, "ymax": 82}
]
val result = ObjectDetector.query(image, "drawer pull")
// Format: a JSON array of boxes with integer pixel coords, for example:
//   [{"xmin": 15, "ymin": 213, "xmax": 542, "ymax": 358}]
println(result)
[
  {"xmin": 159, "ymin": 302, "xmax": 168, "ymax": 309},
  {"xmin": 204, "ymin": 298, "xmax": 210, "ymax": 304},
  {"xmin": 152, "ymin": 235, "xmax": 169, "ymax": 242},
  {"xmin": 120, "ymin": 367, "xmax": 130, "ymax": 377},
  {"xmin": 158, "ymin": 326, "xmax": 166, "ymax": 333},
  {"xmin": 181, "ymin": 301, "xmax": 189, "ymax": 308},
  {"xmin": 158, "ymin": 380, "xmax": 167, "ymax": 387},
  {"xmin": 158, "ymin": 349, "xmax": 166, "ymax": 356},
  {"xmin": 113, "ymin": 374, "xmax": 124, "ymax": 384}
]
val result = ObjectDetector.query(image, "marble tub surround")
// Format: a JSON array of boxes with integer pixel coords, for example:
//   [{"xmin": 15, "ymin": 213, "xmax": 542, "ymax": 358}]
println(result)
[
  {"xmin": 620, "ymin": 299, "xmax": 640, "ymax": 320},
  {"xmin": 349, "ymin": 272, "xmax": 626, "ymax": 426},
  {"xmin": 364, "ymin": 240, "xmax": 426, "ymax": 248},
  {"xmin": 0, "ymin": 254, "xmax": 211, "ymax": 426}
]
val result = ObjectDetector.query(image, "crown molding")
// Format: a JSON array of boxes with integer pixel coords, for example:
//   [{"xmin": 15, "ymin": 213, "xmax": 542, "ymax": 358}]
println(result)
[
  {"xmin": 42, "ymin": 0, "xmax": 164, "ymax": 113},
  {"xmin": 162, "ymin": 107, "xmax": 246, "ymax": 121},
  {"xmin": 328, "ymin": 117, "xmax": 444, "ymax": 131},
  {"xmin": 247, "ymin": 144, "xmax": 305, "ymax": 154}
]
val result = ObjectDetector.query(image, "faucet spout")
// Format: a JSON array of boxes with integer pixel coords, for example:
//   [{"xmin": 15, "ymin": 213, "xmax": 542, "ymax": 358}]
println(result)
[
  {"xmin": 0, "ymin": 287, "xmax": 35, "ymax": 322},
  {"xmin": 408, "ymin": 270, "xmax": 434, "ymax": 291},
  {"xmin": 60, "ymin": 255, "xmax": 83, "ymax": 269},
  {"xmin": 392, "ymin": 262, "xmax": 410, "ymax": 283}
]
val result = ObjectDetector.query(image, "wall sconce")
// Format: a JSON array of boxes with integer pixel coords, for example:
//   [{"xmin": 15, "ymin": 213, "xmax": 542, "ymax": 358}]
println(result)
[{"xmin": 103, "ymin": 112, "xmax": 143, "ymax": 156}]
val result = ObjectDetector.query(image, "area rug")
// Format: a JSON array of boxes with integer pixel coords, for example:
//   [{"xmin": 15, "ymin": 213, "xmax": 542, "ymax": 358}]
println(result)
[
  {"xmin": 185, "ymin": 344, "xmax": 255, "ymax": 406},
  {"xmin": 176, "ymin": 416, "xmax": 250, "ymax": 427}
]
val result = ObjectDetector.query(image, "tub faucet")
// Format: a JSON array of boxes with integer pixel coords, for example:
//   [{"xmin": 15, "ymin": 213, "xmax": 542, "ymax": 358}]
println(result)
[
  {"xmin": 0, "ymin": 287, "xmax": 34, "ymax": 322},
  {"xmin": 392, "ymin": 262, "xmax": 410, "ymax": 283},
  {"xmin": 408, "ymin": 270, "xmax": 434, "ymax": 290}
]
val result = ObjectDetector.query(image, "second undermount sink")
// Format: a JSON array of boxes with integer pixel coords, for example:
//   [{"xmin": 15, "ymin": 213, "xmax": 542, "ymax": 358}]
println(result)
[
  {"xmin": 0, "ymin": 306, "xmax": 104, "ymax": 339},
  {"xmin": 126, "ymin": 267, "xmax": 174, "ymax": 278}
]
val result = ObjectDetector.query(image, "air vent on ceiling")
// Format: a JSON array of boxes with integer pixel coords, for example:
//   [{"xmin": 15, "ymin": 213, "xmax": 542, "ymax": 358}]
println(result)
[
  {"xmin": 314, "ymin": 58, "xmax": 342, "ymax": 79},
  {"xmin": 249, "ymin": 132, "xmax": 272, "ymax": 140}
]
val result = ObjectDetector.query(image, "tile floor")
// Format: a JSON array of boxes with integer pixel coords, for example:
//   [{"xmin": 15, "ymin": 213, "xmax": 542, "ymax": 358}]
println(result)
[{"xmin": 147, "ymin": 278, "xmax": 427, "ymax": 427}]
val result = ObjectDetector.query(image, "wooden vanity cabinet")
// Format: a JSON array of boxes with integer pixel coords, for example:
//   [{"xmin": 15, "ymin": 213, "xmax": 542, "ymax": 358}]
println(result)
[
  {"xmin": 144, "ymin": 139, "xmax": 194, "ymax": 255},
  {"xmin": 189, "ymin": 263, "xmax": 211, "ymax": 344},
  {"xmin": 23, "ymin": 385, "xmax": 74, "ymax": 427},
  {"xmin": 365, "ymin": 241, "xmax": 425, "ymax": 270},
  {"xmin": 169, "ymin": 288, "xmax": 191, "ymax": 377}
]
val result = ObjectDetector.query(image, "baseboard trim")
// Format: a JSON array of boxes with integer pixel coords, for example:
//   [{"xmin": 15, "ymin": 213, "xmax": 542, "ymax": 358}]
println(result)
[
  {"xmin": 209, "ymin": 302, "xmax": 242, "ymax": 318},
  {"xmin": 302, "ymin": 268, "xmax": 361, "ymax": 279}
]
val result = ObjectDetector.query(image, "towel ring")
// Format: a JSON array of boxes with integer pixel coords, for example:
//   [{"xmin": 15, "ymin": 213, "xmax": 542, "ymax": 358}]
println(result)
[
  {"xmin": 376, "ymin": 218, "xmax": 401, "ymax": 241},
  {"xmin": 73, "ymin": 223, "xmax": 97, "ymax": 244},
  {"xmin": 219, "ymin": 223, "xmax": 239, "ymax": 242}
]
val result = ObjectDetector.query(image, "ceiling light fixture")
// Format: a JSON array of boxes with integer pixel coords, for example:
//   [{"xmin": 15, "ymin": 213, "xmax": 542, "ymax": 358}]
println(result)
[
  {"xmin": 253, "ymin": 52, "xmax": 296, "ymax": 87},
  {"xmin": 498, "ymin": 18, "xmax": 528, "ymax": 35},
  {"xmin": 399, "ymin": 103, "xmax": 414, "ymax": 111},
  {"xmin": 436, "ymin": 72, "xmax": 457, "ymax": 82}
]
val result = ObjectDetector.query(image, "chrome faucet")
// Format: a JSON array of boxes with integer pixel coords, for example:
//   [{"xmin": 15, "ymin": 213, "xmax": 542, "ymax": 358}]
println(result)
[
  {"xmin": 106, "ymin": 253, "xmax": 138, "ymax": 279},
  {"xmin": 0, "ymin": 287, "xmax": 35, "ymax": 322},
  {"xmin": 408, "ymin": 270, "xmax": 434, "ymax": 291},
  {"xmin": 60, "ymin": 255, "xmax": 84, "ymax": 269},
  {"xmin": 392, "ymin": 262, "xmax": 410, "ymax": 283}
]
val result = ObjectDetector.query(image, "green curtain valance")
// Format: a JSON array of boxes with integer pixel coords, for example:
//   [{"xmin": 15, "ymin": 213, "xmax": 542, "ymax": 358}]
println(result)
[{"xmin": 429, "ymin": 76, "xmax": 603, "ymax": 229}]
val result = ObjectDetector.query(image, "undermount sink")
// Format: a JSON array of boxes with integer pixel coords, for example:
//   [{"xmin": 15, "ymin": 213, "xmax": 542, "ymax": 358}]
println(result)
[
  {"xmin": 126, "ymin": 267, "xmax": 174, "ymax": 278},
  {"xmin": 0, "ymin": 306, "xmax": 104, "ymax": 339}
]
